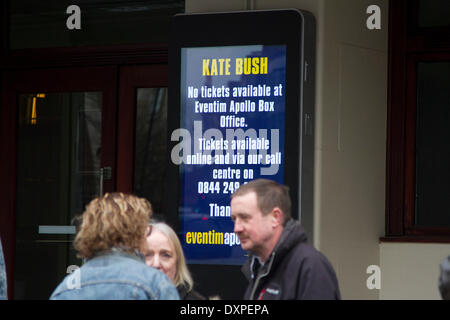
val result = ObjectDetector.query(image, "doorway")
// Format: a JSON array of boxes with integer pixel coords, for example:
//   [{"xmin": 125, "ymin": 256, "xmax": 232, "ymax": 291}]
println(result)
[{"xmin": 0, "ymin": 64, "xmax": 168, "ymax": 299}]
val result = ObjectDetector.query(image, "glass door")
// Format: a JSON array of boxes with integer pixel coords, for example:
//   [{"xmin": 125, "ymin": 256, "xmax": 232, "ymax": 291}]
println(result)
[
  {"xmin": 1, "ymin": 67, "xmax": 117, "ymax": 299},
  {"xmin": 117, "ymin": 65, "xmax": 169, "ymax": 216}
]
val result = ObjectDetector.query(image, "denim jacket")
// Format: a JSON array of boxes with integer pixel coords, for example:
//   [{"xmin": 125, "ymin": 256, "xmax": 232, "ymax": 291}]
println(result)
[
  {"xmin": 50, "ymin": 248, "xmax": 179, "ymax": 300},
  {"xmin": 0, "ymin": 238, "xmax": 6, "ymax": 300}
]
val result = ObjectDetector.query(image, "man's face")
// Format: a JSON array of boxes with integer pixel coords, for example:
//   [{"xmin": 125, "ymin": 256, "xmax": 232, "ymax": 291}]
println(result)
[{"xmin": 231, "ymin": 191, "xmax": 275, "ymax": 258}]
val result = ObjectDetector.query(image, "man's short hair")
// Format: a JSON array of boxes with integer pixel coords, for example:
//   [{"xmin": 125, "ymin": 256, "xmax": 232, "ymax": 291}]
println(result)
[{"xmin": 231, "ymin": 179, "xmax": 291, "ymax": 225}]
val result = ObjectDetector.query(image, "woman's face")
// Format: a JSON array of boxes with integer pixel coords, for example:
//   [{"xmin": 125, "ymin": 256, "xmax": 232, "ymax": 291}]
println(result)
[{"xmin": 145, "ymin": 228, "xmax": 177, "ymax": 283}]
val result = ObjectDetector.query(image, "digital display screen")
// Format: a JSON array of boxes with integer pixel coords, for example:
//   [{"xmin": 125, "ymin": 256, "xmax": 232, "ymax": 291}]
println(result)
[{"xmin": 175, "ymin": 44, "xmax": 286, "ymax": 265}]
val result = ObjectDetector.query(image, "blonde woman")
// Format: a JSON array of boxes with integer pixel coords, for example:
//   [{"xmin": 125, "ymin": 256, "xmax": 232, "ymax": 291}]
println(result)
[
  {"xmin": 50, "ymin": 193, "xmax": 179, "ymax": 300},
  {"xmin": 145, "ymin": 222, "xmax": 205, "ymax": 300}
]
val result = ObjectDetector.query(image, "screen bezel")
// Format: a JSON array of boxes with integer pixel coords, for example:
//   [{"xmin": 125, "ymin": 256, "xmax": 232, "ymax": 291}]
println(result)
[
  {"xmin": 166, "ymin": 9, "xmax": 305, "ymax": 298},
  {"xmin": 167, "ymin": 9, "xmax": 303, "ymax": 230}
]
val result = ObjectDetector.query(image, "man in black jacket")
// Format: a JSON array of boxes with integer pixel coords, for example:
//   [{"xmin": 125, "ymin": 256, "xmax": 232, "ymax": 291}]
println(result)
[{"xmin": 231, "ymin": 179, "xmax": 340, "ymax": 300}]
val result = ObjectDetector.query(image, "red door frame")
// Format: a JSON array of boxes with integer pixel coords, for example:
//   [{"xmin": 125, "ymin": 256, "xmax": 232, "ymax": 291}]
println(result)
[{"xmin": 0, "ymin": 66, "xmax": 118, "ymax": 298}]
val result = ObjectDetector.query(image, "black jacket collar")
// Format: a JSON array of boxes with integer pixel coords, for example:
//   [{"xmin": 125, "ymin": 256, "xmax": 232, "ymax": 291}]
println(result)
[{"xmin": 241, "ymin": 219, "xmax": 307, "ymax": 281}]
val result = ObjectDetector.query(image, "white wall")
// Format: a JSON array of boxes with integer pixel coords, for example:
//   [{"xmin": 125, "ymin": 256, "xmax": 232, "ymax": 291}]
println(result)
[
  {"xmin": 311, "ymin": 0, "xmax": 388, "ymax": 300},
  {"xmin": 187, "ymin": 0, "xmax": 248, "ymax": 12},
  {"xmin": 185, "ymin": 0, "xmax": 389, "ymax": 300},
  {"xmin": 380, "ymin": 243, "xmax": 450, "ymax": 299}
]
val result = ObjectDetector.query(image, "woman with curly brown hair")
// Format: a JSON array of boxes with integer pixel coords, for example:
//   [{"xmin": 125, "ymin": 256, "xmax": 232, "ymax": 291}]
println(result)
[{"xmin": 50, "ymin": 192, "xmax": 179, "ymax": 300}]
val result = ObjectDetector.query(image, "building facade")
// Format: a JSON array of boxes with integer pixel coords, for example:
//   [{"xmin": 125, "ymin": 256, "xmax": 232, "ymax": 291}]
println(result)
[{"xmin": 0, "ymin": 0, "xmax": 449, "ymax": 300}]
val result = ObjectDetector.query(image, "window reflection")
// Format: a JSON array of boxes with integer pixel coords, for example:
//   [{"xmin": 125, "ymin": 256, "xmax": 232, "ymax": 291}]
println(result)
[
  {"xmin": 134, "ymin": 88, "xmax": 168, "ymax": 217},
  {"xmin": 419, "ymin": 0, "xmax": 450, "ymax": 28},
  {"xmin": 415, "ymin": 63, "xmax": 450, "ymax": 227},
  {"xmin": 15, "ymin": 92, "xmax": 102, "ymax": 299},
  {"xmin": 10, "ymin": 0, "xmax": 185, "ymax": 49}
]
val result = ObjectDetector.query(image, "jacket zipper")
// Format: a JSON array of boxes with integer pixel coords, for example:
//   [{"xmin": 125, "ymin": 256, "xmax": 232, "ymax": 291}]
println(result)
[{"xmin": 249, "ymin": 252, "xmax": 275, "ymax": 300}]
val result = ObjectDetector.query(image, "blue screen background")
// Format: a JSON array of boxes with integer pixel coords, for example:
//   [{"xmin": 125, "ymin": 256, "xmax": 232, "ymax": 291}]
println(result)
[{"xmin": 179, "ymin": 45, "xmax": 286, "ymax": 265}]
